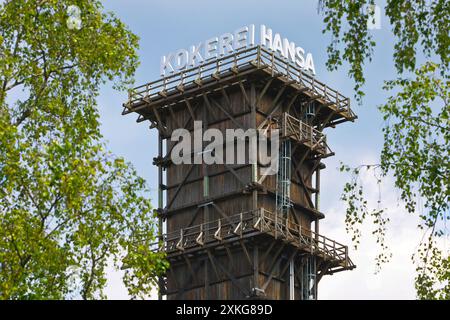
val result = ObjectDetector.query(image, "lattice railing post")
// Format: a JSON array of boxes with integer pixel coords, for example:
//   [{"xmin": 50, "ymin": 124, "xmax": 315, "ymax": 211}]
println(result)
[
  {"xmin": 145, "ymin": 83, "xmax": 150, "ymax": 99},
  {"xmin": 271, "ymin": 51, "xmax": 275, "ymax": 77},
  {"xmin": 286, "ymin": 60, "xmax": 290, "ymax": 79},
  {"xmin": 335, "ymin": 90, "xmax": 339, "ymax": 109},
  {"xmin": 176, "ymin": 229, "xmax": 184, "ymax": 251},
  {"xmin": 214, "ymin": 219, "xmax": 222, "ymax": 241},
  {"xmin": 233, "ymin": 212, "xmax": 243, "ymax": 237},
  {"xmin": 331, "ymin": 239, "xmax": 336, "ymax": 260},
  {"xmin": 196, "ymin": 224, "xmax": 204, "ymax": 246},
  {"xmin": 257, "ymin": 46, "xmax": 261, "ymax": 68},
  {"xmin": 345, "ymin": 246, "xmax": 349, "ymax": 267}
]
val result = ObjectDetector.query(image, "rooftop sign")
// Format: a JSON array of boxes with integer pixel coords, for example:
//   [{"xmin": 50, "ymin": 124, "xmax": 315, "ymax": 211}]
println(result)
[{"xmin": 160, "ymin": 24, "xmax": 316, "ymax": 77}]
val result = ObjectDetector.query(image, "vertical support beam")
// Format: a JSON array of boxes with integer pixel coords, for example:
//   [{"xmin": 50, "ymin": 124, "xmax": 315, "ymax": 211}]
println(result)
[
  {"xmin": 204, "ymin": 258, "xmax": 210, "ymax": 300},
  {"xmin": 158, "ymin": 132, "xmax": 163, "ymax": 300},
  {"xmin": 314, "ymin": 165, "xmax": 320, "ymax": 299},
  {"xmin": 202, "ymin": 105, "xmax": 209, "ymax": 233},
  {"xmin": 250, "ymin": 83, "xmax": 258, "ymax": 211},
  {"xmin": 253, "ymin": 244, "xmax": 259, "ymax": 292},
  {"xmin": 201, "ymin": 105, "xmax": 210, "ymax": 299},
  {"xmin": 289, "ymin": 257, "xmax": 295, "ymax": 300},
  {"xmin": 314, "ymin": 165, "xmax": 320, "ymax": 237}
]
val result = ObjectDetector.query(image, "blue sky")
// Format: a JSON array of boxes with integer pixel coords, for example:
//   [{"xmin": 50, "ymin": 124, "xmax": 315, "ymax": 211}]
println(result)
[
  {"xmin": 98, "ymin": 0, "xmax": 423, "ymax": 299},
  {"xmin": 99, "ymin": 0, "xmax": 396, "ymax": 186}
]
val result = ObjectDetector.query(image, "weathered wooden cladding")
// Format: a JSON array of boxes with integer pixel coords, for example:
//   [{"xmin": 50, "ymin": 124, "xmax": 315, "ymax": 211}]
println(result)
[
  {"xmin": 123, "ymin": 49, "xmax": 356, "ymax": 300},
  {"xmin": 165, "ymin": 236, "xmax": 334, "ymax": 300}
]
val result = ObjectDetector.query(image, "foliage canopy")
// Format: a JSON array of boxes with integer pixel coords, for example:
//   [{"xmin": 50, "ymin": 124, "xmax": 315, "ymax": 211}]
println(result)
[
  {"xmin": 0, "ymin": 0, "xmax": 167, "ymax": 299},
  {"xmin": 319, "ymin": 0, "xmax": 449, "ymax": 298}
]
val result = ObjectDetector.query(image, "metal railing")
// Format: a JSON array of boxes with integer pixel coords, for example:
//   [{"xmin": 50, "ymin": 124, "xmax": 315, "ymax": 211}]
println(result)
[
  {"xmin": 124, "ymin": 46, "xmax": 355, "ymax": 120},
  {"xmin": 155, "ymin": 208, "xmax": 352, "ymax": 268},
  {"xmin": 162, "ymin": 210, "xmax": 256, "ymax": 252},
  {"xmin": 281, "ymin": 113, "xmax": 332, "ymax": 156}
]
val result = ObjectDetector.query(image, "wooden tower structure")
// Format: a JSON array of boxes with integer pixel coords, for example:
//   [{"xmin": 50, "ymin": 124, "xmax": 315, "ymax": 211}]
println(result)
[{"xmin": 122, "ymin": 46, "xmax": 356, "ymax": 300}]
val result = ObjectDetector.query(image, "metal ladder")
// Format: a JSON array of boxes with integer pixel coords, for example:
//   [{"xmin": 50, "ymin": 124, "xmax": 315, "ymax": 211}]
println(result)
[
  {"xmin": 301, "ymin": 255, "xmax": 317, "ymax": 300},
  {"xmin": 275, "ymin": 139, "xmax": 292, "ymax": 232}
]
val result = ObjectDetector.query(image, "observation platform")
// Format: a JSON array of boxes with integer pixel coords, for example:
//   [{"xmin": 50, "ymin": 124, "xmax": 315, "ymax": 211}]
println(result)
[
  {"xmin": 154, "ymin": 209, "xmax": 355, "ymax": 275},
  {"xmin": 123, "ymin": 45, "xmax": 356, "ymax": 128}
]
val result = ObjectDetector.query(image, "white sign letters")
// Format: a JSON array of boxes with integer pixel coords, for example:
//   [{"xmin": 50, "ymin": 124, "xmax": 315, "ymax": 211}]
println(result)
[{"xmin": 160, "ymin": 24, "xmax": 316, "ymax": 77}]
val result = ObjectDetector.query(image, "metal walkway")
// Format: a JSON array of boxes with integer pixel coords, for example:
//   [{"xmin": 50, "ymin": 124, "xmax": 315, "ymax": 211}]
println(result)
[{"xmin": 154, "ymin": 209, "xmax": 354, "ymax": 273}]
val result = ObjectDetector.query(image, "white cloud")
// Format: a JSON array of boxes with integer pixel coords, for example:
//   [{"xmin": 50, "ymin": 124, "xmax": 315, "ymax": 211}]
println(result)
[
  {"xmin": 104, "ymin": 262, "xmax": 129, "ymax": 300},
  {"xmin": 104, "ymin": 260, "xmax": 159, "ymax": 300},
  {"xmin": 319, "ymin": 161, "xmax": 422, "ymax": 300}
]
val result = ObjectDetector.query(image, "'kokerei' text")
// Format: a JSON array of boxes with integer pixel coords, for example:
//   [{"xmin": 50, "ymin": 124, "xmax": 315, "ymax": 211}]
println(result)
[{"xmin": 161, "ymin": 24, "xmax": 316, "ymax": 76}]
